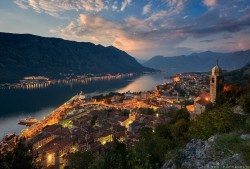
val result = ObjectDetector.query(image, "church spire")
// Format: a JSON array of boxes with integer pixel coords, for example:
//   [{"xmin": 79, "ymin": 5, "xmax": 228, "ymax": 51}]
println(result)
[{"xmin": 210, "ymin": 62, "xmax": 224, "ymax": 103}]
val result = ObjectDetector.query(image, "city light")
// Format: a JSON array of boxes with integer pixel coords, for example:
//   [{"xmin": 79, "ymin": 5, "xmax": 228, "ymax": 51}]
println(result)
[{"xmin": 47, "ymin": 154, "xmax": 52, "ymax": 162}]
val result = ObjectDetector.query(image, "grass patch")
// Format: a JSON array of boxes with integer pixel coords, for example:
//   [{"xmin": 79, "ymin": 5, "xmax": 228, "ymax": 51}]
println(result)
[{"xmin": 215, "ymin": 134, "xmax": 250, "ymax": 165}]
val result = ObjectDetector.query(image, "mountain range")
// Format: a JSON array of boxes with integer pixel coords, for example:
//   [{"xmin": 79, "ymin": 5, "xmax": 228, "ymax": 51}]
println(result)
[
  {"xmin": 0, "ymin": 32, "xmax": 154, "ymax": 83},
  {"xmin": 143, "ymin": 50, "xmax": 250, "ymax": 75}
]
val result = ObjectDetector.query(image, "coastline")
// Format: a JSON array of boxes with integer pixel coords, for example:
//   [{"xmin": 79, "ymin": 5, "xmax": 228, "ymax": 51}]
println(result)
[{"xmin": 0, "ymin": 73, "xmax": 169, "ymax": 139}]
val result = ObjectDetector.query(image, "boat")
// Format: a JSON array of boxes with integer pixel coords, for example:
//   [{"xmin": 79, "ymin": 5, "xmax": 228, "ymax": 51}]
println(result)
[
  {"xmin": 18, "ymin": 116, "xmax": 38, "ymax": 126},
  {"xmin": 79, "ymin": 91, "xmax": 86, "ymax": 100}
]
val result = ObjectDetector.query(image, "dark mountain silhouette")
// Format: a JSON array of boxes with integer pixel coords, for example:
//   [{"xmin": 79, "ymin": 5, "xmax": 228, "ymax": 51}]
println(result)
[
  {"xmin": 143, "ymin": 50, "xmax": 250, "ymax": 75},
  {"xmin": 0, "ymin": 32, "xmax": 154, "ymax": 82},
  {"xmin": 225, "ymin": 62, "xmax": 250, "ymax": 84}
]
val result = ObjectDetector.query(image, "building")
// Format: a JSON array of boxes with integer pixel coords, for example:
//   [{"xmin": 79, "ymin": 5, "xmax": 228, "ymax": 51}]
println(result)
[
  {"xmin": 187, "ymin": 62, "xmax": 224, "ymax": 117},
  {"xmin": 79, "ymin": 91, "xmax": 86, "ymax": 100},
  {"xmin": 187, "ymin": 93, "xmax": 211, "ymax": 118},
  {"xmin": 210, "ymin": 61, "xmax": 224, "ymax": 103},
  {"xmin": 141, "ymin": 92, "xmax": 150, "ymax": 100},
  {"xmin": 111, "ymin": 95, "xmax": 121, "ymax": 103}
]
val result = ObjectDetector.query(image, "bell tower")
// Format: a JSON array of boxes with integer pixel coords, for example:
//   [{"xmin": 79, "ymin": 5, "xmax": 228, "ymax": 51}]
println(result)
[{"xmin": 210, "ymin": 60, "xmax": 224, "ymax": 103}]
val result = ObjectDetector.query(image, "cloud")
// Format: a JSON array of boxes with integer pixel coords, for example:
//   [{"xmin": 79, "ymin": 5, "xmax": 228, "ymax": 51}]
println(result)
[
  {"xmin": 145, "ymin": 0, "xmax": 186, "ymax": 23},
  {"xmin": 59, "ymin": 0, "xmax": 250, "ymax": 58},
  {"xmin": 200, "ymin": 39, "xmax": 216, "ymax": 43},
  {"xmin": 142, "ymin": 3, "xmax": 151, "ymax": 15},
  {"xmin": 36, "ymin": 0, "xmax": 250, "ymax": 57},
  {"xmin": 121, "ymin": 0, "xmax": 132, "ymax": 11},
  {"xmin": 14, "ymin": 0, "xmax": 108, "ymax": 17},
  {"xmin": 203, "ymin": 0, "xmax": 217, "ymax": 7},
  {"xmin": 49, "ymin": 28, "xmax": 57, "ymax": 33},
  {"xmin": 60, "ymin": 14, "xmax": 120, "ymax": 46},
  {"xmin": 112, "ymin": 1, "xmax": 118, "ymax": 11},
  {"xmin": 222, "ymin": 34, "xmax": 233, "ymax": 39},
  {"xmin": 59, "ymin": 14, "xmax": 189, "ymax": 58},
  {"xmin": 178, "ymin": 7, "xmax": 250, "ymax": 39},
  {"xmin": 237, "ymin": 39, "xmax": 250, "ymax": 50},
  {"xmin": 14, "ymin": 0, "xmax": 28, "ymax": 9}
]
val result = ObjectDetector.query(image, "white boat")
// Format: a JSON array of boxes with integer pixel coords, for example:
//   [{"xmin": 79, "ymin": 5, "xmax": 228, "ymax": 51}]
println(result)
[{"xmin": 18, "ymin": 116, "xmax": 38, "ymax": 126}]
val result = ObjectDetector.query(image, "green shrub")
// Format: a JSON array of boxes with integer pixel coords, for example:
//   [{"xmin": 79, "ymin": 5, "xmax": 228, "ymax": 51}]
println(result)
[
  {"xmin": 215, "ymin": 134, "xmax": 242, "ymax": 148},
  {"xmin": 239, "ymin": 91, "xmax": 250, "ymax": 114},
  {"xmin": 188, "ymin": 104, "xmax": 245, "ymax": 140},
  {"xmin": 244, "ymin": 116, "xmax": 250, "ymax": 132}
]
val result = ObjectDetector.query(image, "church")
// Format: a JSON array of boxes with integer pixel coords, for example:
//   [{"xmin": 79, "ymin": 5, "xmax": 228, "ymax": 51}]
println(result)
[
  {"xmin": 210, "ymin": 62, "xmax": 224, "ymax": 103},
  {"xmin": 187, "ymin": 62, "xmax": 224, "ymax": 118}
]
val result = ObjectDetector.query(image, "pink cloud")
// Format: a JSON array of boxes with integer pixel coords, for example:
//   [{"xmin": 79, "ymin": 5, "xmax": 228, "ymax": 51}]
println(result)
[{"xmin": 204, "ymin": 0, "xmax": 217, "ymax": 7}]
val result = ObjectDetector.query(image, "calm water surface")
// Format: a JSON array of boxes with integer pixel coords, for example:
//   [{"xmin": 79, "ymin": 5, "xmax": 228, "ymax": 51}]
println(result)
[{"xmin": 0, "ymin": 73, "xmax": 170, "ymax": 138}]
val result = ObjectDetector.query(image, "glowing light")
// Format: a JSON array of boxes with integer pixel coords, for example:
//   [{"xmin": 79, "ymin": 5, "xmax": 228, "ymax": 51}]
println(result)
[
  {"xmin": 156, "ymin": 113, "xmax": 159, "ymax": 117},
  {"xmin": 47, "ymin": 154, "xmax": 52, "ymax": 162},
  {"xmin": 205, "ymin": 97, "xmax": 209, "ymax": 101}
]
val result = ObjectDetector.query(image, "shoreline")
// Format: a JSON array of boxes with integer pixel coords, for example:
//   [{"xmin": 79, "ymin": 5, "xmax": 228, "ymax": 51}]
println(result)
[{"xmin": 0, "ymin": 73, "xmax": 169, "ymax": 139}]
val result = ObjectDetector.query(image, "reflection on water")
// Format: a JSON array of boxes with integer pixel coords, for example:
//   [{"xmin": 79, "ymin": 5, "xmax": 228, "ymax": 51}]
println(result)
[
  {"xmin": 117, "ymin": 73, "xmax": 169, "ymax": 93},
  {"xmin": 1, "ymin": 73, "xmax": 134, "ymax": 90},
  {"xmin": 0, "ymin": 73, "xmax": 170, "ymax": 138}
]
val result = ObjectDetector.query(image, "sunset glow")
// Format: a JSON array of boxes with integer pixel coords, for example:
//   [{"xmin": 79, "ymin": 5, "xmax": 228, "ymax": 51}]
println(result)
[{"xmin": 1, "ymin": 0, "xmax": 249, "ymax": 59}]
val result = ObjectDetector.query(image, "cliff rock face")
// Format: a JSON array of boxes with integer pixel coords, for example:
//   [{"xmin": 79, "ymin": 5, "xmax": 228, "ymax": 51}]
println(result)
[{"xmin": 162, "ymin": 136, "xmax": 245, "ymax": 169}]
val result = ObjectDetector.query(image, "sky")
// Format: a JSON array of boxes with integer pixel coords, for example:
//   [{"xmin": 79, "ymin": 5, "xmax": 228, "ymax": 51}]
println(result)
[{"xmin": 0, "ymin": 0, "xmax": 250, "ymax": 59}]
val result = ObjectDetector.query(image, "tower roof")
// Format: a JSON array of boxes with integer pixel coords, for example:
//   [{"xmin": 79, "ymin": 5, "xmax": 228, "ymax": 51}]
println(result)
[{"xmin": 211, "ymin": 65, "xmax": 222, "ymax": 75}]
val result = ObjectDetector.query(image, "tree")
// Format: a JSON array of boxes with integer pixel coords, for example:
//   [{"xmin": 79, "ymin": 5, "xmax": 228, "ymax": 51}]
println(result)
[
  {"xmin": 168, "ymin": 108, "xmax": 190, "ymax": 124},
  {"xmin": 67, "ymin": 150, "xmax": 93, "ymax": 169},
  {"xmin": 188, "ymin": 104, "xmax": 245, "ymax": 140},
  {"xmin": 170, "ymin": 119, "xmax": 189, "ymax": 141},
  {"xmin": 239, "ymin": 90, "xmax": 250, "ymax": 114},
  {"xmin": 90, "ymin": 115, "xmax": 98, "ymax": 126},
  {"xmin": 155, "ymin": 124, "xmax": 173, "ymax": 140},
  {"xmin": 90, "ymin": 138, "xmax": 128, "ymax": 169},
  {"xmin": 0, "ymin": 137, "xmax": 39, "ymax": 169},
  {"xmin": 132, "ymin": 127, "xmax": 171, "ymax": 169}
]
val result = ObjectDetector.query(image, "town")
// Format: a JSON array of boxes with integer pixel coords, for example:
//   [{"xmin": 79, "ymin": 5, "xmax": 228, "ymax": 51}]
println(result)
[
  {"xmin": 0, "ymin": 73, "xmax": 135, "ymax": 90},
  {"xmin": 0, "ymin": 64, "xmax": 224, "ymax": 168}
]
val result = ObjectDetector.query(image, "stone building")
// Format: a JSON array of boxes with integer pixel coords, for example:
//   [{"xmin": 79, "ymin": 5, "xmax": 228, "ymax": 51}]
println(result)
[
  {"xmin": 187, "ymin": 62, "xmax": 224, "ymax": 117},
  {"xmin": 210, "ymin": 62, "xmax": 224, "ymax": 103}
]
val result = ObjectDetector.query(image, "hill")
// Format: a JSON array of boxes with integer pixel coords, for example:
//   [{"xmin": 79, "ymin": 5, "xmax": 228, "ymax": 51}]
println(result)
[
  {"xmin": 143, "ymin": 51, "xmax": 250, "ymax": 74},
  {"xmin": 0, "ymin": 32, "xmax": 154, "ymax": 82},
  {"xmin": 225, "ymin": 62, "xmax": 250, "ymax": 84}
]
